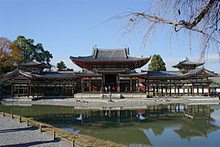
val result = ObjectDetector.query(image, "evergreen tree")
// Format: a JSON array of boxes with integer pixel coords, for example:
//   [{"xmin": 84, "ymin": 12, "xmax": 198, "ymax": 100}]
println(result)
[
  {"xmin": 57, "ymin": 61, "xmax": 67, "ymax": 71},
  {"xmin": 13, "ymin": 36, "xmax": 53, "ymax": 64},
  {"xmin": 148, "ymin": 54, "xmax": 166, "ymax": 71}
]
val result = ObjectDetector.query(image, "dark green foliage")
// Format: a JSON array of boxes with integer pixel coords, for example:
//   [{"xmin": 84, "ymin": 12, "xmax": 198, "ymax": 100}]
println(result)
[
  {"xmin": 13, "ymin": 36, "xmax": 53, "ymax": 64},
  {"xmin": 0, "ymin": 65, "xmax": 16, "ymax": 74},
  {"xmin": 57, "ymin": 61, "xmax": 67, "ymax": 71},
  {"xmin": 148, "ymin": 54, "xmax": 166, "ymax": 71}
]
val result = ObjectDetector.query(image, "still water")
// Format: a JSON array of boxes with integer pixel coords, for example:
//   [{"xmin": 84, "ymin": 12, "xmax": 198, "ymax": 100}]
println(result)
[{"xmin": 0, "ymin": 104, "xmax": 220, "ymax": 147}]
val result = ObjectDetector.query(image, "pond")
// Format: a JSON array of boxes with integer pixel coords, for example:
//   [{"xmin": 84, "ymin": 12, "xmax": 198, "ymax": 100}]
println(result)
[{"xmin": 0, "ymin": 104, "xmax": 220, "ymax": 147}]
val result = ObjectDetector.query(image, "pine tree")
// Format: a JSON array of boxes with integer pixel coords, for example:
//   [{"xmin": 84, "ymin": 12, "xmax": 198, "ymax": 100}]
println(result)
[
  {"xmin": 148, "ymin": 54, "xmax": 166, "ymax": 71},
  {"xmin": 57, "ymin": 61, "xmax": 67, "ymax": 71}
]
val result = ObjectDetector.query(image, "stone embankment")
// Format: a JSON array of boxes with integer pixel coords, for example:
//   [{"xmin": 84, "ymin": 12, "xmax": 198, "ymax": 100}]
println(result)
[{"xmin": 1, "ymin": 96, "xmax": 219, "ymax": 110}]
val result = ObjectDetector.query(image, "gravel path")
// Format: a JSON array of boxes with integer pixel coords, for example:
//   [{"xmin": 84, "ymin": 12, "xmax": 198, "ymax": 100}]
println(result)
[{"xmin": 0, "ymin": 115, "xmax": 69, "ymax": 147}]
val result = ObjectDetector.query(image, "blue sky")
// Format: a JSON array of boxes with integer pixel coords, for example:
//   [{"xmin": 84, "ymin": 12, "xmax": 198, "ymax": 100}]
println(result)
[{"xmin": 0, "ymin": 0, "xmax": 219, "ymax": 73}]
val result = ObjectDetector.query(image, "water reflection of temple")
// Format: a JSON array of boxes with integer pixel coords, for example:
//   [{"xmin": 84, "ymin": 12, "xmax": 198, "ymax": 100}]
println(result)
[
  {"xmin": 0, "ymin": 104, "xmax": 219, "ymax": 146},
  {"xmin": 59, "ymin": 105, "xmax": 220, "ymax": 146}
]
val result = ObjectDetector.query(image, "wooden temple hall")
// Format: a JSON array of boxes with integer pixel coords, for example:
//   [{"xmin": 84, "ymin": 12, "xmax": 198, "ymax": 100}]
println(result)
[{"xmin": 5, "ymin": 47, "xmax": 217, "ymax": 98}]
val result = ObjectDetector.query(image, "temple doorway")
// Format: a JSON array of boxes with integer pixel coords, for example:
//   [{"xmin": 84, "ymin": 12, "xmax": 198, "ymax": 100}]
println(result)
[{"xmin": 105, "ymin": 74, "xmax": 117, "ymax": 92}]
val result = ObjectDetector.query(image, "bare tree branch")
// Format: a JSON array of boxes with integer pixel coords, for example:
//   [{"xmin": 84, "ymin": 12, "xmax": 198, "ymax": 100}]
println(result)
[{"xmin": 107, "ymin": 0, "xmax": 220, "ymax": 59}]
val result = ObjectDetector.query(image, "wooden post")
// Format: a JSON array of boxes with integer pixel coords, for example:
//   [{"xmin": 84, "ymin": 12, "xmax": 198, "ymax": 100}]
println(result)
[
  {"xmin": 72, "ymin": 84, "xmax": 74, "ymax": 96},
  {"xmin": 165, "ymin": 83, "xmax": 167, "ymax": 96},
  {"xmin": 169, "ymin": 86, "xmax": 172, "ymax": 96},
  {"xmin": 27, "ymin": 84, "xmax": 29, "ymax": 98},
  {"xmin": 23, "ymin": 87, "xmax": 25, "ymax": 97},
  {"xmin": 18, "ymin": 86, "xmax": 20, "ymax": 97},
  {"xmin": 147, "ymin": 82, "xmax": 150, "ymax": 95},
  {"xmin": 156, "ymin": 84, "xmax": 159, "ymax": 96},
  {"xmin": 2, "ymin": 112, "xmax": 4, "ymax": 117},
  {"xmin": 37, "ymin": 84, "xmax": 39, "ymax": 97},
  {"xmin": 117, "ymin": 75, "xmax": 120, "ymax": 92},
  {"xmin": 50, "ymin": 85, "xmax": 53, "ymax": 95},
  {"xmin": 144, "ymin": 79, "xmax": 146, "ymax": 93},
  {"xmin": 42, "ymin": 85, "xmax": 44, "ymax": 96},
  {"xmin": 32, "ymin": 84, "xmax": 34, "ymax": 97},
  {"xmin": 208, "ymin": 84, "xmax": 210, "ymax": 97},
  {"xmin": 81, "ymin": 78, "xmax": 84, "ymax": 93},
  {"xmin": 11, "ymin": 113, "xmax": 13, "ymax": 119},
  {"xmin": 130, "ymin": 78, "xmax": 133, "ymax": 92},
  {"xmin": 63, "ymin": 83, "xmax": 66, "ymax": 96},
  {"xmin": 71, "ymin": 139, "xmax": 75, "ymax": 147},
  {"xmin": 183, "ymin": 84, "xmax": 185, "ymax": 96},
  {"xmin": 197, "ymin": 86, "xmax": 199, "ymax": 96},
  {"xmin": 202, "ymin": 85, "xmax": 204, "ymax": 95},
  {"xmin": 30, "ymin": 86, "xmax": 32, "ymax": 97},
  {"xmin": 19, "ymin": 116, "xmax": 21, "ymax": 123},
  {"xmin": 11, "ymin": 85, "xmax": 14, "ymax": 97},
  {"xmin": 53, "ymin": 130, "xmax": 56, "ymax": 140},
  {"xmin": 39, "ymin": 124, "xmax": 42, "ymax": 132},
  {"xmin": 89, "ymin": 78, "xmax": 91, "ymax": 92},
  {"xmin": 192, "ymin": 84, "xmax": 194, "ymax": 96},
  {"xmin": 26, "ymin": 119, "xmax": 29, "ymax": 126},
  {"xmin": 161, "ymin": 85, "xmax": 163, "ymax": 96},
  {"xmin": 174, "ymin": 83, "xmax": 176, "ymax": 96},
  {"xmin": 153, "ymin": 85, "xmax": 155, "ymax": 96},
  {"xmin": 187, "ymin": 85, "xmax": 189, "ymax": 96},
  {"xmin": 137, "ymin": 79, "xmax": 140, "ymax": 92},
  {"xmin": 177, "ymin": 85, "xmax": 180, "ymax": 96}
]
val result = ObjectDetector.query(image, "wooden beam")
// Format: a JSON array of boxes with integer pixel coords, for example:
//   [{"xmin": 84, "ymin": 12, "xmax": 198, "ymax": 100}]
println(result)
[
  {"xmin": 11, "ymin": 85, "xmax": 14, "ymax": 97},
  {"xmin": 81, "ymin": 78, "xmax": 84, "ymax": 93},
  {"xmin": 130, "ymin": 78, "xmax": 133, "ymax": 92},
  {"xmin": 89, "ymin": 78, "xmax": 91, "ymax": 92}
]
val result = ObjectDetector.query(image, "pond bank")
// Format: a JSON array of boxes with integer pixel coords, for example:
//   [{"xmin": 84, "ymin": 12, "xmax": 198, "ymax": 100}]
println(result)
[
  {"xmin": 1, "ymin": 96, "xmax": 219, "ymax": 110},
  {"xmin": 0, "ymin": 114, "xmax": 69, "ymax": 147},
  {"xmin": 0, "ymin": 112, "xmax": 124, "ymax": 147}
]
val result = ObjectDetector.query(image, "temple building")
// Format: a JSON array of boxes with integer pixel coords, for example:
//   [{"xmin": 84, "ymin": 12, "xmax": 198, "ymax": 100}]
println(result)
[
  {"xmin": 70, "ymin": 47, "xmax": 151, "ymax": 93},
  {"xmin": 4, "ymin": 47, "xmax": 218, "ymax": 98},
  {"xmin": 5, "ymin": 60, "xmax": 76, "ymax": 97},
  {"xmin": 143, "ymin": 58, "xmax": 217, "ymax": 97}
]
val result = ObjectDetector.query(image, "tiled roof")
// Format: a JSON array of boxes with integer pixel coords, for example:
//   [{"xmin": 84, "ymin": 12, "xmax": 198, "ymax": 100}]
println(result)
[
  {"xmin": 209, "ymin": 77, "xmax": 220, "ymax": 84},
  {"xmin": 70, "ymin": 47, "xmax": 151, "ymax": 62},
  {"xmin": 5, "ymin": 69, "xmax": 75, "ymax": 79},
  {"xmin": 18, "ymin": 60, "xmax": 51, "ymax": 68},
  {"xmin": 172, "ymin": 58, "xmax": 204, "ymax": 68},
  {"xmin": 40, "ymin": 71, "xmax": 75, "ymax": 79},
  {"xmin": 147, "ymin": 68, "xmax": 204, "ymax": 78}
]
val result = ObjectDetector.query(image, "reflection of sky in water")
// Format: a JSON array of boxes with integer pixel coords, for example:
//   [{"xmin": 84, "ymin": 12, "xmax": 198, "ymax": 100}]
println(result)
[
  {"xmin": 62, "ymin": 128, "xmax": 80, "ymax": 134},
  {"xmin": 77, "ymin": 114, "xmax": 82, "ymax": 120},
  {"xmin": 211, "ymin": 109, "xmax": 220, "ymax": 126},
  {"xmin": 1, "ymin": 104, "xmax": 219, "ymax": 146},
  {"xmin": 143, "ymin": 109, "xmax": 220, "ymax": 147},
  {"xmin": 144, "ymin": 127, "xmax": 220, "ymax": 147},
  {"xmin": 136, "ymin": 114, "xmax": 146, "ymax": 120}
]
